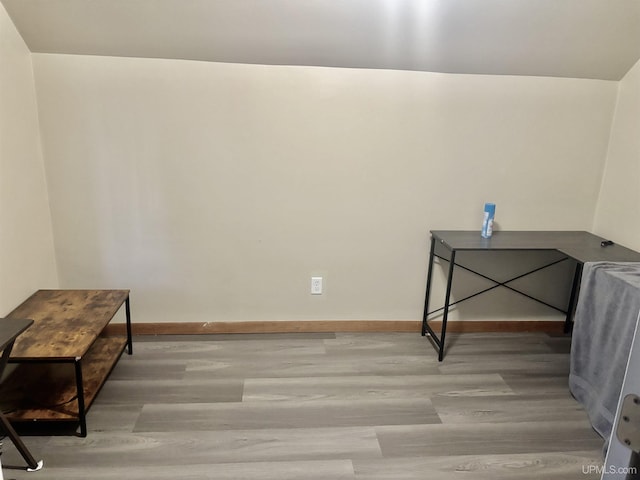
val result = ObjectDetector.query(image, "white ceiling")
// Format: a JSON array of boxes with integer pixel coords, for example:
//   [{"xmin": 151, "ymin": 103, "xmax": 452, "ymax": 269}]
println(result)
[{"xmin": 3, "ymin": 0, "xmax": 640, "ymax": 81}]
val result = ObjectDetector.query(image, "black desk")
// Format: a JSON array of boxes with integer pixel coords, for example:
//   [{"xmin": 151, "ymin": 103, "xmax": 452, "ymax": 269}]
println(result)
[
  {"xmin": 421, "ymin": 230, "xmax": 640, "ymax": 361},
  {"xmin": 0, "ymin": 318, "xmax": 43, "ymax": 472}
]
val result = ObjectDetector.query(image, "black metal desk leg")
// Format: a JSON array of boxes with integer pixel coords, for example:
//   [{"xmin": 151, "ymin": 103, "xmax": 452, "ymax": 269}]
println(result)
[
  {"xmin": 422, "ymin": 236, "xmax": 437, "ymax": 336},
  {"xmin": 0, "ymin": 338, "xmax": 41, "ymax": 471},
  {"xmin": 0, "ymin": 341, "xmax": 12, "ymax": 373},
  {"xmin": 439, "ymin": 250, "xmax": 457, "ymax": 362},
  {"xmin": 74, "ymin": 360, "xmax": 87, "ymax": 437},
  {"xmin": 0, "ymin": 332, "xmax": 43, "ymax": 470},
  {"xmin": 0, "ymin": 412, "xmax": 39, "ymax": 470},
  {"xmin": 125, "ymin": 295, "xmax": 133, "ymax": 355},
  {"xmin": 564, "ymin": 262, "xmax": 584, "ymax": 334}
]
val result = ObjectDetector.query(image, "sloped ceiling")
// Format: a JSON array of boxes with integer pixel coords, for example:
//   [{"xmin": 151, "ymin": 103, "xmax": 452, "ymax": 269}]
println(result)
[{"xmin": 2, "ymin": 0, "xmax": 640, "ymax": 80}]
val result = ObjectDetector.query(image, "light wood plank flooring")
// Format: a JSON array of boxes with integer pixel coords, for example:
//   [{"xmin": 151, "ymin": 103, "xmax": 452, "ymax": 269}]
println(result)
[{"xmin": 1, "ymin": 332, "xmax": 603, "ymax": 479}]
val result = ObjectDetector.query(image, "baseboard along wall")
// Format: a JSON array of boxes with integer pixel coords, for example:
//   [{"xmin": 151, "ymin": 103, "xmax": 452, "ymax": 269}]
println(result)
[{"xmin": 103, "ymin": 320, "xmax": 566, "ymax": 336}]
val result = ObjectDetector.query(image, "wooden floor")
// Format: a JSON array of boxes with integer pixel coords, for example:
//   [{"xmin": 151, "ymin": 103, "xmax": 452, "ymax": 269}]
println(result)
[{"xmin": 1, "ymin": 332, "xmax": 604, "ymax": 479}]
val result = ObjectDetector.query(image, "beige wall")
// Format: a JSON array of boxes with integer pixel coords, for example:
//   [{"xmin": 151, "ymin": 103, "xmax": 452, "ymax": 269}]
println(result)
[
  {"xmin": 0, "ymin": 5, "xmax": 58, "ymax": 314},
  {"xmin": 593, "ymin": 59, "xmax": 640, "ymax": 251},
  {"xmin": 32, "ymin": 54, "xmax": 618, "ymax": 323}
]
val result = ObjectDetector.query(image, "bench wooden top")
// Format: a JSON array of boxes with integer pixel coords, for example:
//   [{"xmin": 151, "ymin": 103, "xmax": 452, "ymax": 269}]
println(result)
[{"xmin": 4, "ymin": 290, "xmax": 129, "ymax": 361}]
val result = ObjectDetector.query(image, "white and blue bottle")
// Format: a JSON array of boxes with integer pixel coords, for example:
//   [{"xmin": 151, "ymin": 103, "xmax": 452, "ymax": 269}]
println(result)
[{"xmin": 481, "ymin": 202, "xmax": 495, "ymax": 238}]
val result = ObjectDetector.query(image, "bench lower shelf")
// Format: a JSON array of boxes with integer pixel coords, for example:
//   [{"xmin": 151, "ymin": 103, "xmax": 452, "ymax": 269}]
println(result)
[{"xmin": 0, "ymin": 335, "xmax": 127, "ymax": 424}]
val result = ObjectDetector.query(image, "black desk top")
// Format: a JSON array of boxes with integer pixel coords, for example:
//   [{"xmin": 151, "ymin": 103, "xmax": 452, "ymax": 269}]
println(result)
[
  {"xmin": 431, "ymin": 230, "xmax": 640, "ymax": 264},
  {"xmin": 0, "ymin": 318, "xmax": 33, "ymax": 352}
]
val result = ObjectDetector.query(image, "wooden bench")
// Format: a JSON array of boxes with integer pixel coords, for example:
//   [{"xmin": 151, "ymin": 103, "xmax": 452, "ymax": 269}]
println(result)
[{"xmin": 0, "ymin": 290, "xmax": 132, "ymax": 436}]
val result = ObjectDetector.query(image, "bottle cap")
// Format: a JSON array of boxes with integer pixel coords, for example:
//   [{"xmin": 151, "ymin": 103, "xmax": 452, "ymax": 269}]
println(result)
[{"xmin": 484, "ymin": 203, "xmax": 496, "ymax": 215}]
